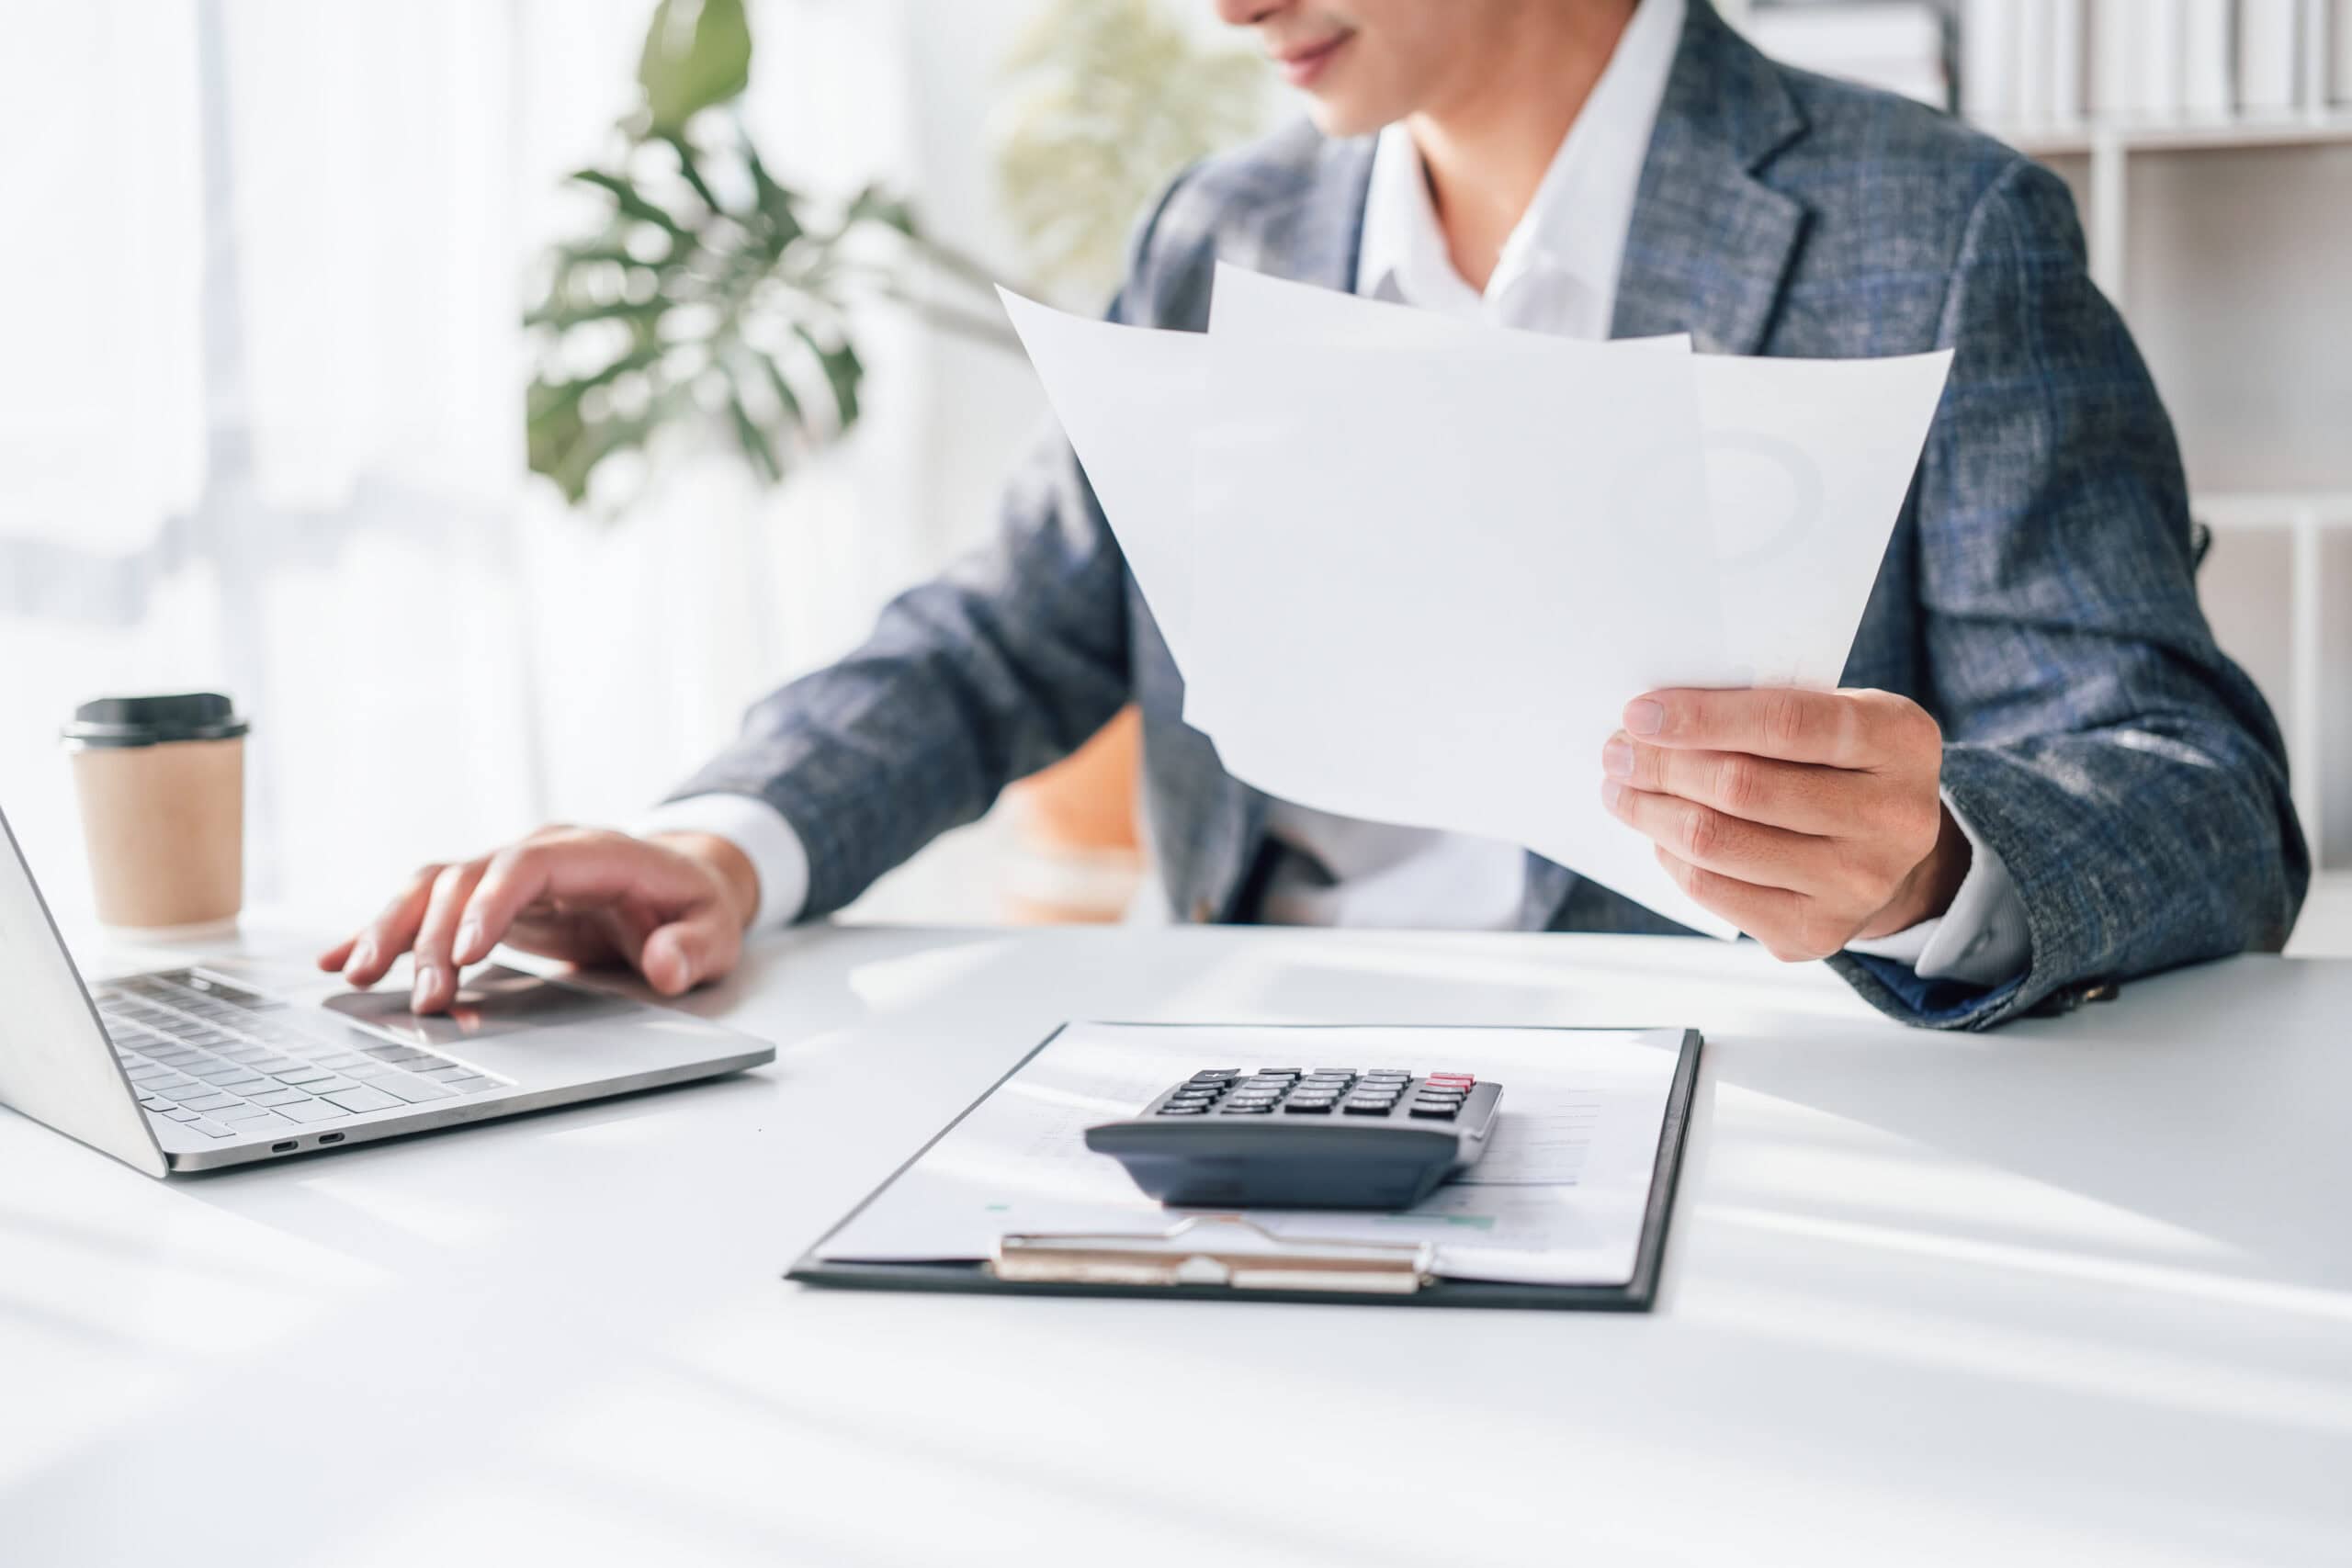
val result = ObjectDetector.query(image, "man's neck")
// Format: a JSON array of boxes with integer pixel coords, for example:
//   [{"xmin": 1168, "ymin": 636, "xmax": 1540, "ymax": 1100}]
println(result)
[{"xmin": 1405, "ymin": 1, "xmax": 1640, "ymax": 293}]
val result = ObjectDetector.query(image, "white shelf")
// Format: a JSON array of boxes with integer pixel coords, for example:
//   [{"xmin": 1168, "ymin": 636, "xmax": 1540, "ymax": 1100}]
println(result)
[
  {"xmin": 2286, "ymin": 872, "xmax": 2352, "ymax": 957},
  {"xmin": 1984, "ymin": 109, "xmax": 2352, "ymax": 158},
  {"xmin": 2198, "ymin": 492, "xmax": 2352, "ymax": 530}
]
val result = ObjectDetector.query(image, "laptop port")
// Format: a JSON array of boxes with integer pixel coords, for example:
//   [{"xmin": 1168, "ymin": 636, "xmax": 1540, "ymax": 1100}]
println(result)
[
  {"xmin": 317, "ymin": 1132, "xmax": 345, "ymax": 1145},
  {"xmin": 271, "ymin": 1141, "xmax": 298, "ymax": 1153}
]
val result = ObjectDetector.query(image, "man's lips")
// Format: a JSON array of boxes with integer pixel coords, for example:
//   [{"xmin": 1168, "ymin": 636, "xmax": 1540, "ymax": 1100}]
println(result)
[{"xmin": 1273, "ymin": 31, "xmax": 1351, "ymax": 87}]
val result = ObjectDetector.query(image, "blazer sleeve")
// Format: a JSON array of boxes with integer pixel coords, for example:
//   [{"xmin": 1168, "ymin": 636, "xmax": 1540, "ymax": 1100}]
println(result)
[
  {"xmin": 1828, "ymin": 157, "xmax": 2309, "ymax": 1030},
  {"xmin": 661, "ymin": 186, "xmax": 1192, "ymax": 918}
]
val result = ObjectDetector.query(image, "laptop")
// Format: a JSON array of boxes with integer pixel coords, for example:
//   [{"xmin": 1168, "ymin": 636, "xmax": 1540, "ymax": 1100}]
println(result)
[{"xmin": 0, "ymin": 804, "xmax": 775, "ymax": 1175}]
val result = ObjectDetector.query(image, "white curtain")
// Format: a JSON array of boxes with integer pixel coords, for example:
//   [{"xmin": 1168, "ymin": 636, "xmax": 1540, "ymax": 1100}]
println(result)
[{"xmin": 0, "ymin": 0, "xmax": 978, "ymax": 923}]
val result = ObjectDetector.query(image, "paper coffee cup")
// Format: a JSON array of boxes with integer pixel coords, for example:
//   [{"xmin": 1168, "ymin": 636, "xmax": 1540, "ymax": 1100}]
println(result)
[{"xmin": 62, "ymin": 694, "xmax": 249, "ymax": 930}]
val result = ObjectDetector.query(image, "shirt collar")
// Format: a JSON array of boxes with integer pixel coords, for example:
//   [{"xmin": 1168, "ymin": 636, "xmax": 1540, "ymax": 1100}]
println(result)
[{"xmin": 1354, "ymin": 0, "xmax": 1684, "ymax": 327}]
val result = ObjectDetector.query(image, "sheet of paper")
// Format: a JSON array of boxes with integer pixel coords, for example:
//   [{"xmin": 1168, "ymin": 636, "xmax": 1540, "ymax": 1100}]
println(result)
[
  {"xmin": 997, "ymin": 289, "xmax": 1218, "ymax": 674},
  {"xmin": 1209, "ymin": 263, "xmax": 1954, "ymax": 687},
  {"xmin": 1187, "ymin": 324, "xmax": 1736, "ymax": 933},
  {"xmin": 995, "ymin": 273, "xmax": 1951, "ymax": 936},
  {"xmin": 812, "ymin": 1022, "xmax": 1689, "ymax": 1288}
]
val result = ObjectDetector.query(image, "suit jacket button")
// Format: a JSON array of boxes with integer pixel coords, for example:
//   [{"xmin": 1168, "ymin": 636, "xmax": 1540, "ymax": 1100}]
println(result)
[
  {"xmin": 2081, "ymin": 980, "xmax": 2120, "ymax": 1004},
  {"xmin": 1190, "ymin": 897, "xmax": 1214, "ymax": 923}
]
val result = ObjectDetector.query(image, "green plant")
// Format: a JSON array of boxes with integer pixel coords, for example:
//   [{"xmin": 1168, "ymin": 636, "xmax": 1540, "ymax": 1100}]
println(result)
[
  {"xmin": 994, "ymin": 0, "xmax": 1272, "ymax": 303},
  {"xmin": 526, "ymin": 0, "xmax": 1006, "ymax": 509}
]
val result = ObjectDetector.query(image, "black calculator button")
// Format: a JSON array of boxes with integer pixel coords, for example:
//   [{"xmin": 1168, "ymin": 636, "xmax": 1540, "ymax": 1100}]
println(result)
[
  {"xmin": 1408, "ymin": 1103, "xmax": 1460, "ymax": 1119},
  {"xmin": 1282, "ymin": 1100, "xmax": 1334, "ymax": 1114},
  {"xmin": 1341, "ymin": 1101, "xmax": 1393, "ymax": 1116},
  {"xmin": 1254, "ymin": 1068, "xmax": 1302, "ymax": 1077},
  {"xmin": 1220, "ymin": 1103, "xmax": 1275, "ymax": 1114},
  {"xmin": 1190, "ymin": 1069, "xmax": 1239, "ymax": 1082},
  {"xmin": 1157, "ymin": 1105, "xmax": 1207, "ymax": 1116}
]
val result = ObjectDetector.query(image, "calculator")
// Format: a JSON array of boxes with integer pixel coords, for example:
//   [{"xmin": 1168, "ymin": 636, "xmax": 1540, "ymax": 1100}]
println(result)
[{"xmin": 1083, "ymin": 1067, "xmax": 1503, "ymax": 1210}]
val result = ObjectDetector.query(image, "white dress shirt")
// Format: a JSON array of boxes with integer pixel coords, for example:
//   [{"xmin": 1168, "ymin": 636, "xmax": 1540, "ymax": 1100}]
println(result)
[{"xmin": 642, "ymin": 0, "xmax": 2030, "ymax": 987}]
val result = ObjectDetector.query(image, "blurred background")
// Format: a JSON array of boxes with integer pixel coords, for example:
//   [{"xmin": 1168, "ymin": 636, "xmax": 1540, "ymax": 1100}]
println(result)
[{"xmin": 2, "ymin": 0, "xmax": 2346, "ymax": 951}]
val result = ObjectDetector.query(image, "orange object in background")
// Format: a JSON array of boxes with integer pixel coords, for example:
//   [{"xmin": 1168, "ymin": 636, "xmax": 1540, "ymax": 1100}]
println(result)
[{"xmin": 1003, "ymin": 705, "xmax": 1144, "ymax": 923}]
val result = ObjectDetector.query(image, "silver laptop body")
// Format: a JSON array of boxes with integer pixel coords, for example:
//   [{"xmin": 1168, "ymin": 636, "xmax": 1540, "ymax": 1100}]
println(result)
[{"xmin": 0, "ymin": 805, "xmax": 775, "ymax": 1175}]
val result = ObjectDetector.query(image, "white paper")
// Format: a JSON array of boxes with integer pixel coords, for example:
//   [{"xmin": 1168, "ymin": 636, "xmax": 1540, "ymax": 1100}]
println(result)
[
  {"xmin": 1206, "ymin": 265, "xmax": 1953, "ymax": 690},
  {"xmin": 996, "ymin": 291, "xmax": 1216, "ymax": 674},
  {"xmin": 996, "ymin": 270, "xmax": 1951, "ymax": 940},
  {"xmin": 813, "ymin": 1022, "xmax": 1689, "ymax": 1288},
  {"xmin": 1192, "ymin": 299, "xmax": 1736, "ymax": 933}
]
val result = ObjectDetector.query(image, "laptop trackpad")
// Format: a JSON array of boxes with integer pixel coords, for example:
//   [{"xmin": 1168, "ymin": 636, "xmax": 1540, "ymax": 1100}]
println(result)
[{"xmin": 321, "ymin": 965, "xmax": 634, "ymax": 1046}]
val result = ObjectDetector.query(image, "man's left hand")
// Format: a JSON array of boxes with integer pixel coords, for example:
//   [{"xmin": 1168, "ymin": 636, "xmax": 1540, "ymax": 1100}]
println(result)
[{"xmin": 1601, "ymin": 687, "xmax": 1970, "ymax": 962}]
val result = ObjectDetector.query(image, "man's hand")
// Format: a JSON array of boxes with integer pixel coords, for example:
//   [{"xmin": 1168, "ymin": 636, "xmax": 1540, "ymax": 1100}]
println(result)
[
  {"xmin": 1601, "ymin": 688, "xmax": 1970, "ymax": 963},
  {"xmin": 316, "ymin": 827, "xmax": 762, "ymax": 1013}
]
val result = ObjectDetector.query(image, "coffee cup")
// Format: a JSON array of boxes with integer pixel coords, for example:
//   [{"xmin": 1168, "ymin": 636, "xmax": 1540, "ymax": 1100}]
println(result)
[{"xmin": 62, "ymin": 694, "xmax": 250, "ymax": 930}]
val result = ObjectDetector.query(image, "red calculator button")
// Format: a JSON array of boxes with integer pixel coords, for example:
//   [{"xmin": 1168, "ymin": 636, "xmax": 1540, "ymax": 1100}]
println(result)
[{"xmin": 1427, "ymin": 1073, "xmax": 1475, "ymax": 1086}]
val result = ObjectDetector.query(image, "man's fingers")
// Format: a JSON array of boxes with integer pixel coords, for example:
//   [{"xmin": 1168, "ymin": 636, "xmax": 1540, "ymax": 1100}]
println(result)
[
  {"xmin": 337, "ymin": 868, "xmax": 440, "ymax": 987},
  {"xmin": 1604, "ymin": 778, "xmax": 1825, "ymax": 894},
  {"xmin": 460, "ymin": 836, "xmax": 655, "ymax": 964},
  {"xmin": 1651, "ymin": 846, "xmax": 1831, "ymax": 961},
  {"xmin": 316, "ymin": 937, "xmax": 356, "ymax": 973},
  {"xmin": 1625, "ymin": 687, "xmax": 1925, "ymax": 768},
  {"xmin": 638, "ymin": 913, "xmax": 739, "ymax": 998},
  {"xmin": 410, "ymin": 861, "xmax": 489, "ymax": 1013},
  {"xmin": 1603, "ymin": 732, "xmax": 1851, "ymax": 835}
]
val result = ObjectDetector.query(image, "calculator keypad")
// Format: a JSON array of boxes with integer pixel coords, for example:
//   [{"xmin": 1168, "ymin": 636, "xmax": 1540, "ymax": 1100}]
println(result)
[{"xmin": 1154, "ymin": 1068, "xmax": 1479, "ymax": 1122}]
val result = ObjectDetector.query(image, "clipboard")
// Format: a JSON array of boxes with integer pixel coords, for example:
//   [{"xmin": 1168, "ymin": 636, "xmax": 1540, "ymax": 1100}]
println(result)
[{"xmin": 787, "ymin": 1024, "xmax": 1702, "ymax": 1311}]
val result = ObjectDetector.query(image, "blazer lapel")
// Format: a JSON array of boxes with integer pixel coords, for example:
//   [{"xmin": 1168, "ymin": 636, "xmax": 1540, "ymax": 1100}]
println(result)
[{"xmin": 1611, "ymin": 0, "xmax": 1811, "ymax": 355}]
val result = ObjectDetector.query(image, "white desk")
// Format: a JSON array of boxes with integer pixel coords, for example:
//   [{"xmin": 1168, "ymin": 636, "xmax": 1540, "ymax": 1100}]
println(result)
[{"xmin": 4, "ymin": 924, "xmax": 2348, "ymax": 1566}]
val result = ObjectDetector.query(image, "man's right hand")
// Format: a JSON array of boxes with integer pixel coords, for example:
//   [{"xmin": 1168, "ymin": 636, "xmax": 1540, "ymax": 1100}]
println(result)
[{"xmin": 315, "ymin": 827, "xmax": 762, "ymax": 1014}]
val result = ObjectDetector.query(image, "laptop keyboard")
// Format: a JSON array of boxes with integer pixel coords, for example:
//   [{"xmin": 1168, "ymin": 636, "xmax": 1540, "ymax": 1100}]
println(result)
[{"xmin": 97, "ymin": 970, "xmax": 508, "ymax": 1141}]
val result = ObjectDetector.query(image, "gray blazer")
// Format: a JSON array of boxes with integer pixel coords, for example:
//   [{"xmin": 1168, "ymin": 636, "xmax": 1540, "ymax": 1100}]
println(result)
[{"xmin": 673, "ymin": 0, "xmax": 2306, "ymax": 1029}]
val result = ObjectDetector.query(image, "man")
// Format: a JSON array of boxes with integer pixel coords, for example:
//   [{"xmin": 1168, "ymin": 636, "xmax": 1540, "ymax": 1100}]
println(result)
[{"xmin": 323, "ymin": 0, "xmax": 2304, "ymax": 1029}]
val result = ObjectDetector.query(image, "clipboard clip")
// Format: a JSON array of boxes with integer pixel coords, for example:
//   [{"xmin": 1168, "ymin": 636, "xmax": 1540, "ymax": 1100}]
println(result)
[{"xmin": 993, "ymin": 1214, "xmax": 1434, "ymax": 1294}]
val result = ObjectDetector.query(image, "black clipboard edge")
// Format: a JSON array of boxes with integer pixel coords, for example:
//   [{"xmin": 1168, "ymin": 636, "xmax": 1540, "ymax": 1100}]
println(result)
[{"xmin": 786, "ymin": 1024, "xmax": 1703, "ymax": 1313}]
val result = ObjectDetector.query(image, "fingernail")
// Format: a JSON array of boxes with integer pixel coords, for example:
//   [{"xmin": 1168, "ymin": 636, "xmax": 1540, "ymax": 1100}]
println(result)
[
  {"xmin": 348, "ymin": 939, "xmax": 376, "ymax": 974},
  {"xmin": 1624, "ymin": 699, "xmax": 1666, "ymax": 736},
  {"xmin": 455, "ymin": 920, "xmax": 482, "ymax": 961},
  {"xmin": 1602, "ymin": 737, "xmax": 1634, "ymax": 779},
  {"xmin": 1601, "ymin": 778, "xmax": 1625, "ymax": 811},
  {"xmin": 412, "ymin": 964, "xmax": 438, "ymax": 1010}
]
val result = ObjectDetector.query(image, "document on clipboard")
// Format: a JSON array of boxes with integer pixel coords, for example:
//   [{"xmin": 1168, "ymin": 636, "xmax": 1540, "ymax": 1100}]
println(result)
[{"xmin": 788, "ymin": 1022, "xmax": 1702, "ymax": 1310}]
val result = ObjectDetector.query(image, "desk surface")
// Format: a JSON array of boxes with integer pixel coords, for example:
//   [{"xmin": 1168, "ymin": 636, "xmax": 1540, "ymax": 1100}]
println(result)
[{"xmin": 4, "ymin": 923, "xmax": 2348, "ymax": 1567}]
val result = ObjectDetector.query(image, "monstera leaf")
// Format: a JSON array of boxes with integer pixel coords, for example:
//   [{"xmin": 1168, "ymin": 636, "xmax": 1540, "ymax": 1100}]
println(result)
[
  {"xmin": 638, "ymin": 0, "xmax": 751, "ymax": 135},
  {"xmin": 527, "ymin": 0, "xmax": 1009, "ymax": 510}
]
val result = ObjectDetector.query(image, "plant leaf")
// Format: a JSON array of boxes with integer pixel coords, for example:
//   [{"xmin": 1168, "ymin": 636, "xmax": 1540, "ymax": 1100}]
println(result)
[
  {"xmin": 568, "ymin": 168, "xmax": 687, "ymax": 239},
  {"xmin": 794, "ymin": 325, "xmax": 862, "ymax": 428},
  {"xmin": 638, "ymin": 0, "xmax": 752, "ymax": 135},
  {"xmin": 725, "ymin": 387, "xmax": 782, "ymax": 484},
  {"xmin": 742, "ymin": 144, "xmax": 805, "ymax": 247}
]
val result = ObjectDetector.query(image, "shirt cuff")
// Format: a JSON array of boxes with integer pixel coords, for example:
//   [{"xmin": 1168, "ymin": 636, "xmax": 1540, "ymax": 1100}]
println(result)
[
  {"xmin": 634, "ymin": 794, "xmax": 812, "ymax": 932},
  {"xmin": 1843, "ymin": 792, "xmax": 2031, "ymax": 987}
]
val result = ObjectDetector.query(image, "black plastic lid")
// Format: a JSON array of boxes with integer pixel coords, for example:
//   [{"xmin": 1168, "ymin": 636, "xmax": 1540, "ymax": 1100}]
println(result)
[{"xmin": 62, "ymin": 693, "xmax": 250, "ymax": 749}]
